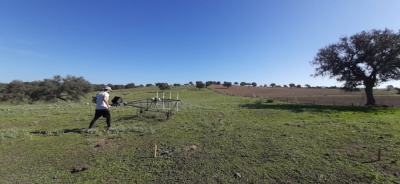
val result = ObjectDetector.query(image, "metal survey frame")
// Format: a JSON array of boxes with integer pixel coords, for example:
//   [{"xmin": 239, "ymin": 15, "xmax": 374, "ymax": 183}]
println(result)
[{"xmin": 124, "ymin": 92, "xmax": 180, "ymax": 120}]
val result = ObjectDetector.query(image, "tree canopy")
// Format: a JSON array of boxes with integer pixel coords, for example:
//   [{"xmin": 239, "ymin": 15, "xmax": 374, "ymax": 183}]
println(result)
[
  {"xmin": 310, "ymin": 29, "xmax": 400, "ymax": 105},
  {"xmin": 386, "ymin": 85, "xmax": 394, "ymax": 91},
  {"xmin": 223, "ymin": 81, "xmax": 232, "ymax": 88},
  {"xmin": 196, "ymin": 81, "xmax": 205, "ymax": 90},
  {"xmin": 157, "ymin": 83, "xmax": 170, "ymax": 92},
  {"xmin": 1, "ymin": 75, "xmax": 92, "ymax": 104}
]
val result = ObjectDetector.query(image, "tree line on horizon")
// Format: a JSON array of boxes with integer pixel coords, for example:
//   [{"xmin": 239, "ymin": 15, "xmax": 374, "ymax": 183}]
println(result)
[
  {"xmin": 0, "ymin": 76, "xmax": 397, "ymax": 105},
  {"xmin": 0, "ymin": 77, "xmax": 311, "ymax": 104}
]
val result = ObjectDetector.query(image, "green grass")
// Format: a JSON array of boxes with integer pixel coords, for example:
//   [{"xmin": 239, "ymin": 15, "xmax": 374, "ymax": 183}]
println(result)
[{"xmin": 0, "ymin": 86, "xmax": 400, "ymax": 183}]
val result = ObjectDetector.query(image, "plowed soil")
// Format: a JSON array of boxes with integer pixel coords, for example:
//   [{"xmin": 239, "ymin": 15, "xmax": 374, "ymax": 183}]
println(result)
[{"xmin": 210, "ymin": 85, "xmax": 400, "ymax": 107}]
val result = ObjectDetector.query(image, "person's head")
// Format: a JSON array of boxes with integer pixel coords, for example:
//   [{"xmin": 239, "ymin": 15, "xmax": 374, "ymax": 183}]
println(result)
[{"xmin": 104, "ymin": 86, "xmax": 112, "ymax": 93}]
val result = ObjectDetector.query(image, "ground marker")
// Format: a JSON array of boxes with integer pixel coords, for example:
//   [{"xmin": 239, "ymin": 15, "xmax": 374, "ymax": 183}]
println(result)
[{"xmin": 154, "ymin": 145, "xmax": 157, "ymax": 158}]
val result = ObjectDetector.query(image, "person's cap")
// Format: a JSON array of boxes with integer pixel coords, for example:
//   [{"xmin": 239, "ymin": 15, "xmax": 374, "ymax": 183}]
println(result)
[{"xmin": 104, "ymin": 87, "xmax": 112, "ymax": 91}]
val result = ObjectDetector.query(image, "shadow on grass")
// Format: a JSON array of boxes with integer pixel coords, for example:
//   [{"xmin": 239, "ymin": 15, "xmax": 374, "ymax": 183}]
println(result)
[
  {"xmin": 347, "ymin": 157, "xmax": 380, "ymax": 164},
  {"xmin": 63, "ymin": 128, "xmax": 84, "ymax": 133},
  {"xmin": 30, "ymin": 128, "xmax": 83, "ymax": 135},
  {"xmin": 117, "ymin": 114, "xmax": 168, "ymax": 122},
  {"xmin": 360, "ymin": 160, "xmax": 379, "ymax": 164},
  {"xmin": 239, "ymin": 103, "xmax": 381, "ymax": 113}
]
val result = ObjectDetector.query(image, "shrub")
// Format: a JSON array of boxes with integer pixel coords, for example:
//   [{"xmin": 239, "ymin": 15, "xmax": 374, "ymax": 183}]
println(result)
[{"xmin": 254, "ymin": 98, "xmax": 263, "ymax": 105}]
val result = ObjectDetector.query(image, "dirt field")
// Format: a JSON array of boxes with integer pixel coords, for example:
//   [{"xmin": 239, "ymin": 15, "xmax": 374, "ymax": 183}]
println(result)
[{"xmin": 209, "ymin": 85, "xmax": 400, "ymax": 107}]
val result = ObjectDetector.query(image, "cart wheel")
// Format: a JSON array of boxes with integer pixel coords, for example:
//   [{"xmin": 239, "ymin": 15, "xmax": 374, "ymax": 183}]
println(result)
[
  {"xmin": 165, "ymin": 111, "xmax": 172, "ymax": 120},
  {"xmin": 137, "ymin": 108, "xmax": 144, "ymax": 117}
]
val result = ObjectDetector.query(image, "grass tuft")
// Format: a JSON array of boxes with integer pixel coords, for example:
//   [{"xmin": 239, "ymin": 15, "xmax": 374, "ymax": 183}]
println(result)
[{"xmin": 0, "ymin": 127, "xmax": 30, "ymax": 140}]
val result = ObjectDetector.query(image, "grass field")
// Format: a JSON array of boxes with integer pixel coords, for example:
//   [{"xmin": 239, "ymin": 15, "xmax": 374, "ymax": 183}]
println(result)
[{"xmin": 1, "ymin": 86, "xmax": 400, "ymax": 183}]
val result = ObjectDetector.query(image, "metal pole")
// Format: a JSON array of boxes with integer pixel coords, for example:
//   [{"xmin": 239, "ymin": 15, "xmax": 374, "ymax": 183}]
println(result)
[
  {"xmin": 163, "ymin": 92, "xmax": 165, "ymax": 110},
  {"xmin": 177, "ymin": 93, "xmax": 179, "ymax": 112},
  {"xmin": 156, "ymin": 91, "xmax": 159, "ymax": 108}
]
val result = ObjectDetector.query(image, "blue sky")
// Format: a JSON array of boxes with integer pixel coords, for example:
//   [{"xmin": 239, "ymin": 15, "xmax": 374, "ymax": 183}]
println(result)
[{"xmin": 1, "ymin": 0, "xmax": 400, "ymax": 88}]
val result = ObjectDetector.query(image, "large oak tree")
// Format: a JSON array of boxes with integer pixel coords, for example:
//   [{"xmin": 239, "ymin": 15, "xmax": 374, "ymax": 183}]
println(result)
[{"xmin": 310, "ymin": 29, "xmax": 400, "ymax": 105}]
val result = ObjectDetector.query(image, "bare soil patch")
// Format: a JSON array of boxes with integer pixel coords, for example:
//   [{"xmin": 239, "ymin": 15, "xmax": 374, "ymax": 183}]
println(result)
[{"xmin": 210, "ymin": 85, "xmax": 400, "ymax": 107}]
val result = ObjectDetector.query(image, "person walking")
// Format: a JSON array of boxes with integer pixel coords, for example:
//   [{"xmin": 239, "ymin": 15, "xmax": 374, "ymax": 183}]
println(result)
[{"xmin": 87, "ymin": 86, "xmax": 113, "ymax": 132}]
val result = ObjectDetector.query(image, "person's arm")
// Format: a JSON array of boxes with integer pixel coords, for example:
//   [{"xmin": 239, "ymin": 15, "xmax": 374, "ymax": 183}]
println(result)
[{"xmin": 103, "ymin": 96, "xmax": 111, "ymax": 108}]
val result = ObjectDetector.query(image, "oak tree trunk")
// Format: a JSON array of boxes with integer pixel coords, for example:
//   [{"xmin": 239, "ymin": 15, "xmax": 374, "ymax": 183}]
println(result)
[{"xmin": 364, "ymin": 84, "xmax": 375, "ymax": 106}]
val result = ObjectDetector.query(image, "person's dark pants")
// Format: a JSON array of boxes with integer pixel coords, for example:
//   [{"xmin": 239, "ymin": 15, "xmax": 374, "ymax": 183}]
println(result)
[{"xmin": 88, "ymin": 109, "xmax": 111, "ymax": 129}]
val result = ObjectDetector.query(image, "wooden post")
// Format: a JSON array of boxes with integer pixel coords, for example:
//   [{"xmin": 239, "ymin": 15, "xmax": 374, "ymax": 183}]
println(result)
[
  {"xmin": 378, "ymin": 148, "xmax": 381, "ymax": 161},
  {"xmin": 154, "ymin": 145, "xmax": 157, "ymax": 158}
]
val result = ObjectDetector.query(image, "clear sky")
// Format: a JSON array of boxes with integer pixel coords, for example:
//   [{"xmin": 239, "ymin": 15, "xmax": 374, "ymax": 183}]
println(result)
[{"xmin": 1, "ymin": 0, "xmax": 400, "ymax": 88}]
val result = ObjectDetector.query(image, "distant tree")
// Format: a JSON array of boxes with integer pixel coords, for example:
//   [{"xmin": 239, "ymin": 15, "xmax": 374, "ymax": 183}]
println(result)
[
  {"xmin": 139, "ymin": 84, "xmax": 144, "ymax": 87},
  {"xmin": 240, "ymin": 82, "xmax": 246, "ymax": 86},
  {"xmin": 113, "ymin": 84, "xmax": 125, "ymax": 90},
  {"xmin": 146, "ymin": 83, "xmax": 153, "ymax": 87},
  {"xmin": 276, "ymin": 85, "xmax": 282, "ymax": 87},
  {"xmin": 305, "ymin": 84, "xmax": 311, "ymax": 88},
  {"xmin": 296, "ymin": 84, "xmax": 302, "ymax": 88},
  {"xmin": 106, "ymin": 84, "xmax": 115, "ymax": 90},
  {"xmin": 196, "ymin": 81, "xmax": 205, "ymax": 90},
  {"xmin": 216, "ymin": 81, "xmax": 221, "ymax": 85},
  {"xmin": 270, "ymin": 83, "xmax": 276, "ymax": 88},
  {"xmin": 223, "ymin": 81, "xmax": 232, "ymax": 88},
  {"xmin": 283, "ymin": 85, "xmax": 288, "ymax": 88},
  {"xmin": 173, "ymin": 83, "xmax": 181, "ymax": 87},
  {"xmin": 310, "ymin": 29, "xmax": 400, "ymax": 105},
  {"xmin": 125, "ymin": 83, "xmax": 135, "ymax": 89},
  {"xmin": 158, "ymin": 83, "xmax": 170, "ymax": 92},
  {"xmin": 234, "ymin": 82, "xmax": 238, "ymax": 85},
  {"xmin": 251, "ymin": 82, "xmax": 257, "ymax": 87},
  {"xmin": 205, "ymin": 81, "xmax": 212, "ymax": 88},
  {"xmin": 57, "ymin": 75, "xmax": 93, "ymax": 102},
  {"xmin": 92, "ymin": 84, "xmax": 106, "ymax": 91},
  {"xmin": 387, "ymin": 85, "xmax": 394, "ymax": 91},
  {"xmin": 1, "ymin": 80, "xmax": 28, "ymax": 104},
  {"xmin": 184, "ymin": 83, "xmax": 189, "ymax": 85},
  {"xmin": 189, "ymin": 81, "xmax": 193, "ymax": 85},
  {"xmin": 289, "ymin": 83, "xmax": 295, "ymax": 88},
  {"xmin": 29, "ymin": 79, "xmax": 60, "ymax": 102},
  {"xmin": 0, "ymin": 83, "xmax": 6, "ymax": 99},
  {"xmin": 28, "ymin": 75, "xmax": 92, "ymax": 102}
]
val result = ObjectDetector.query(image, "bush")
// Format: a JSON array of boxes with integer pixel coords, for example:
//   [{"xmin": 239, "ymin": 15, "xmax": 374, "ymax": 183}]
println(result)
[{"xmin": 254, "ymin": 98, "xmax": 263, "ymax": 105}]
